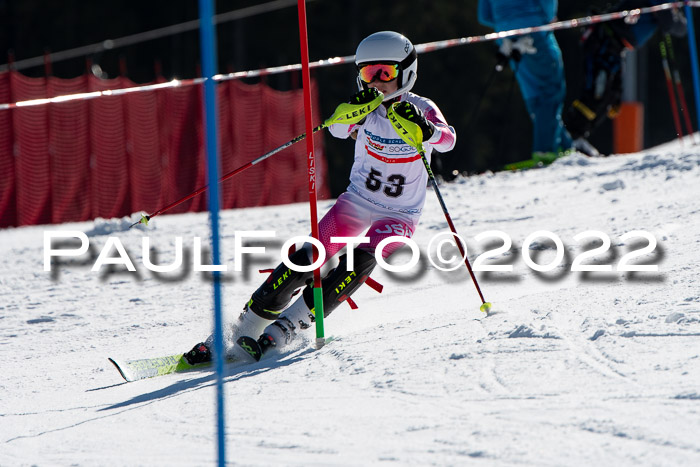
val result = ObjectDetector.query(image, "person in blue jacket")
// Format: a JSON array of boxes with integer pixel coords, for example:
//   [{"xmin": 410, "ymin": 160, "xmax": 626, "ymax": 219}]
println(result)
[
  {"xmin": 614, "ymin": 0, "xmax": 686, "ymax": 48},
  {"xmin": 478, "ymin": 0, "xmax": 573, "ymax": 162}
]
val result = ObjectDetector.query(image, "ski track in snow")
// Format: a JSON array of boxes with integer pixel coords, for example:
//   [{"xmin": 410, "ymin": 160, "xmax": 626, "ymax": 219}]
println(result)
[{"xmin": 1, "ymin": 141, "xmax": 700, "ymax": 466}]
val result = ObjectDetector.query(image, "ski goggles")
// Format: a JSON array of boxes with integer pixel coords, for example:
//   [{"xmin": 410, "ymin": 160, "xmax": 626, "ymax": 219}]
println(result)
[{"xmin": 358, "ymin": 63, "xmax": 399, "ymax": 83}]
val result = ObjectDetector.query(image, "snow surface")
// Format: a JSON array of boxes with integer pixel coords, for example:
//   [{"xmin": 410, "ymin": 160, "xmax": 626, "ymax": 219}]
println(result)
[{"xmin": 2, "ymin": 139, "xmax": 700, "ymax": 466}]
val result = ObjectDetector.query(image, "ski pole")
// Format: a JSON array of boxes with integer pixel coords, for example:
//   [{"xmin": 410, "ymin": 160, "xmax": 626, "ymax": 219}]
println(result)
[
  {"xmin": 463, "ymin": 58, "xmax": 501, "ymax": 135},
  {"xmin": 387, "ymin": 103, "xmax": 492, "ymax": 314},
  {"xmin": 130, "ymin": 89, "xmax": 384, "ymax": 228},
  {"xmin": 659, "ymin": 39, "xmax": 684, "ymax": 142},
  {"xmin": 665, "ymin": 34, "xmax": 697, "ymax": 144},
  {"xmin": 496, "ymin": 61, "xmax": 519, "ymax": 164}
]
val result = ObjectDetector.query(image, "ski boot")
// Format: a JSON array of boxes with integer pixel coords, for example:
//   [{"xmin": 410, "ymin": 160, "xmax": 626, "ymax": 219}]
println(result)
[
  {"xmin": 572, "ymin": 137, "xmax": 601, "ymax": 157},
  {"xmin": 183, "ymin": 342, "xmax": 212, "ymax": 365},
  {"xmin": 236, "ymin": 333, "xmax": 277, "ymax": 362}
]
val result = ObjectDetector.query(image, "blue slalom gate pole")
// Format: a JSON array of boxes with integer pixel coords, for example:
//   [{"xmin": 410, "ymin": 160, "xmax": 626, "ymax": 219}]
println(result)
[
  {"xmin": 198, "ymin": 0, "xmax": 226, "ymax": 465},
  {"xmin": 685, "ymin": 3, "xmax": 700, "ymax": 129}
]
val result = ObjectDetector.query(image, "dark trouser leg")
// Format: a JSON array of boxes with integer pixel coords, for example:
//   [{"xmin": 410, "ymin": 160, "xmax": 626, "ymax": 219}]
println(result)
[
  {"xmin": 233, "ymin": 246, "xmax": 314, "ymax": 341},
  {"xmin": 247, "ymin": 246, "xmax": 314, "ymax": 318},
  {"xmin": 264, "ymin": 248, "xmax": 377, "ymax": 345}
]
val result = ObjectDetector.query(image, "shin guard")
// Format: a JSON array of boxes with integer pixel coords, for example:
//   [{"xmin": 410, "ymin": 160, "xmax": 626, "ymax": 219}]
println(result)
[
  {"xmin": 248, "ymin": 246, "xmax": 314, "ymax": 320},
  {"xmin": 302, "ymin": 248, "xmax": 377, "ymax": 318}
]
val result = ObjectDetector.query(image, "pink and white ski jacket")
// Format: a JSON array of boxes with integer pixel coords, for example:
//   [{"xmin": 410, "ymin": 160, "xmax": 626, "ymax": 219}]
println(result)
[{"xmin": 329, "ymin": 92, "xmax": 456, "ymax": 218}]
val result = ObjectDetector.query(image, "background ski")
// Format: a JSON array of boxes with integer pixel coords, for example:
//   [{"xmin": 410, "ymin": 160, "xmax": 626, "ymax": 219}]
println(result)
[{"xmin": 503, "ymin": 158, "xmax": 542, "ymax": 171}]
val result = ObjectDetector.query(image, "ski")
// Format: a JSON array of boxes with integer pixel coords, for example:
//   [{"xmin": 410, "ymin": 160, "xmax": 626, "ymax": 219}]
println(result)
[
  {"xmin": 236, "ymin": 336, "xmax": 263, "ymax": 361},
  {"xmin": 108, "ymin": 354, "xmax": 238, "ymax": 382},
  {"xmin": 503, "ymin": 158, "xmax": 543, "ymax": 171},
  {"xmin": 234, "ymin": 334, "xmax": 336, "ymax": 363},
  {"xmin": 110, "ymin": 336, "xmax": 336, "ymax": 382},
  {"xmin": 503, "ymin": 148, "xmax": 583, "ymax": 172}
]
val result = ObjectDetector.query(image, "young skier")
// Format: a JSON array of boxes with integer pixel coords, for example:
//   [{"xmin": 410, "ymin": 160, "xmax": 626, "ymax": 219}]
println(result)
[{"xmin": 185, "ymin": 31, "xmax": 456, "ymax": 364}]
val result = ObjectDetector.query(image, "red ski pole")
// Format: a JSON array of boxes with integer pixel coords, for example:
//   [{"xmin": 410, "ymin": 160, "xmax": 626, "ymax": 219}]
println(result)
[
  {"xmin": 129, "ymin": 126, "xmax": 320, "ymax": 228},
  {"xmin": 665, "ymin": 34, "xmax": 698, "ymax": 144},
  {"xmin": 660, "ymin": 39, "xmax": 684, "ymax": 142},
  {"xmin": 129, "ymin": 91, "xmax": 383, "ymax": 228}
]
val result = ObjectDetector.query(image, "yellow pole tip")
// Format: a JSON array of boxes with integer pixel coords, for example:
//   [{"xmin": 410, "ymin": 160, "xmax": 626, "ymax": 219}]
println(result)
[{"xmin": 480, "ymin": 302, "xmax": 492, "ymax": 314}]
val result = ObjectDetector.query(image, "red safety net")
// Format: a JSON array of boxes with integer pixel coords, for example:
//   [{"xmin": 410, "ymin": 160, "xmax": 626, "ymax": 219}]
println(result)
[{"xmin": 0, "ymin": 71, "xmax": 327, "ymax": 227}]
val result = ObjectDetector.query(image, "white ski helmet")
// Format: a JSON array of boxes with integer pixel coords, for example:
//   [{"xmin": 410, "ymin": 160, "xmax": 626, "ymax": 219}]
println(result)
[{"xmin": 355, "ymin": 31, "xmax": 418, "ymax": 101}]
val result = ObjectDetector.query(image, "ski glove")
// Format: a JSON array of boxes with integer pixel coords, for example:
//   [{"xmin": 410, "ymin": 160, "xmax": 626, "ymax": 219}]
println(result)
[
  {"xmin": 349, "ymin": 87, "xmax": 381, "ymax": 105},
  {"xmin": 345, "ymin": 88, "xmax": 382, "ymax": 126},
  {"xmin": 392, "ymin": 101, "xmax": 435, "ymax": 140}
]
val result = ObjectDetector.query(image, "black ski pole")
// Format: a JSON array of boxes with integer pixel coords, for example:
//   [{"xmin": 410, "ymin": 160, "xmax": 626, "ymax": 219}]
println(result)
[
  {"xmin": 496, "ymin": 61, "xmax": 519, "ymax": 164},
  {"xmin": 387, "ymin": 103, "xmax": 491, "ymax": 313},
  {"xmin": 463, "ymin": 58, "xmax": 502, "ymax": 134}
]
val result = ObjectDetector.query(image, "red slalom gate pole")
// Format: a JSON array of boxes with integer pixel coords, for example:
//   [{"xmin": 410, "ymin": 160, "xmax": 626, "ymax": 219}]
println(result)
[
  {"xmin": 129, "ymin": 125, "xmax": 323, "ymax": 228},
  {"xmin": 296, "ymin": 0, "xmax": 326, "ymax": 348}
]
